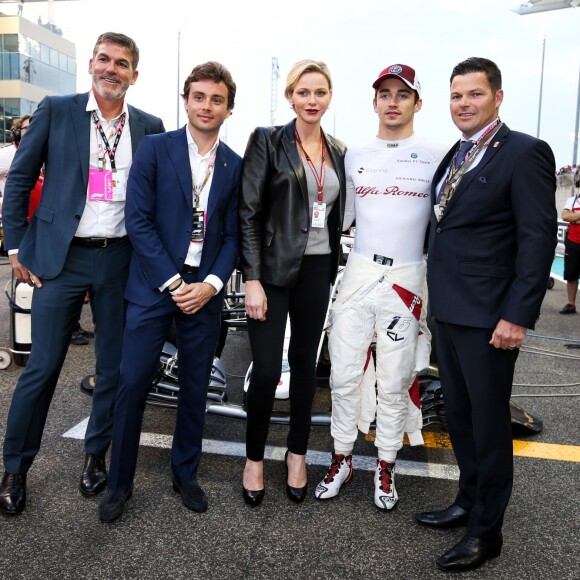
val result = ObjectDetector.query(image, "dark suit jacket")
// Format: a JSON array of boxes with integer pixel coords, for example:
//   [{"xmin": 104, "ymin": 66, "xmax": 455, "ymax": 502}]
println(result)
[
  {"xmin": 2, "ymin": 92, "xmax": 165, "ymax": 279},
  {"xmin": 239, "ymin": 120, "xmax": 347, "ymax": 287},
  {"xmin": 427, "ymin": 124, "xmax": 557, "ymax": 330},
  {"xmin": 123, "ymin": 127, "xmax": 241, "ymax": 313}
]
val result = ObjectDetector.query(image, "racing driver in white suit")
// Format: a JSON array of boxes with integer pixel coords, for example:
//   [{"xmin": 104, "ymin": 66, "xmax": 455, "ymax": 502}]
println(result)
[{"xmin": 315, "ymin": 64, "xmax": 446, "ymax": 509}]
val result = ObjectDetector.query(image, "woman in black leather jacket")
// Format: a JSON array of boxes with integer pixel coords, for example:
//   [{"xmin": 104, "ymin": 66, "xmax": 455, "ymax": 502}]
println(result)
[{"xmin": 239, "ymin": 59, "xmax": 346, "ymax": 506}]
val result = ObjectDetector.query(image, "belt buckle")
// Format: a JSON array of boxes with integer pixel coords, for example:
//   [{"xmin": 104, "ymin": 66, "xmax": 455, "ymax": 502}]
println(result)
[{"xmin": 94, "ymin": 237, "xmax": 107, "ymax": 247}]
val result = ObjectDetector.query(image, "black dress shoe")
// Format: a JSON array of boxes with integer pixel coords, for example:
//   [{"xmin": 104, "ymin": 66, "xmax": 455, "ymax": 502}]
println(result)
[
  {"xmin": 559, "ymin": 303, "xmax": 577, "ymax": 314},
  {"xmin": 80, "ymin": 454, "xmax": 107, "ymax": 496},
  {"xmin": 80, "ymin": 375, "xmax": 95, "ymax": 397},
  {"xmin": 436, "ymin": 533, "xmax": 503, "ymax": 572},
  {"xmin": 415, "ymin": 503, "xmax": 470, "ymax": 528},
  {"xmin": 285, "ymin": 450, "xmax": 307, "ymax": 503},
  {"xmin": 242, "ymin": 486, "xmax": 265, "ymax": 507},
  {"xmin": 0, "ymin": 472, "xmax": 27, "ymax": 516},
  {"xmin": 172, "ymin": 477, "xmax": 208, "ymax": 512},
  {"xmin": 98, "ymin": 487, "xmax": 133, "ymax": 523},
  {"xmin": 70, "ymin": 330, "xmax": 89, "ymax": 345}
]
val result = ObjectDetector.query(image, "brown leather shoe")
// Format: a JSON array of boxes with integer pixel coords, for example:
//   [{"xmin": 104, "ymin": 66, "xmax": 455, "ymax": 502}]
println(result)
[
  {"xmin": 0, "ymin": 472, "xmax": 27, "ymax": 516},
  {"xmin": 79, "ymin": 454, "xmax": 107, "ymax": 496}
]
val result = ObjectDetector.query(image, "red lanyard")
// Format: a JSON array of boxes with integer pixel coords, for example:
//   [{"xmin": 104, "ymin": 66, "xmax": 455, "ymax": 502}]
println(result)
[
  {"xmin": 91, "ymin": 110, "xmax": 126, "ymax": 172},
  {"xmin": 295, "ymin": 129, "xmax": 326, "ymax": 202}
]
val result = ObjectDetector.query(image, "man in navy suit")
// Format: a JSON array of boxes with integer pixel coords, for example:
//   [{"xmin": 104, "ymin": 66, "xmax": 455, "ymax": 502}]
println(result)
[
  {"xmin": 99, "ymin": 62, "xmax": 241, "ymax": 523},
  {"xmin": 0, "ymin": 32, "xmax": 164, "ymax": 516},
  {"xmin": 415, "ymin": 58, "xmax": 557, "ymax": 571}
]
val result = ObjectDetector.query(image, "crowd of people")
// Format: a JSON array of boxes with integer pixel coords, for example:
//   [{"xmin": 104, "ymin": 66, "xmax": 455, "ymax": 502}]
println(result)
[
  {"xmin": 0, "ymin": 31, "xmax": 559, "ymax": 574},
  {"xmin": 557, "ymin": 164, "xmax": 579, "ymax": 177}
]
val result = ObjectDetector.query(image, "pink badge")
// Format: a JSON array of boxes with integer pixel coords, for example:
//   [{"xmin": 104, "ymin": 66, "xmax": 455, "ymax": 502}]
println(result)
[{"xmin": 88, "ymin": 168, "xmax": 113, "ymax": 202}]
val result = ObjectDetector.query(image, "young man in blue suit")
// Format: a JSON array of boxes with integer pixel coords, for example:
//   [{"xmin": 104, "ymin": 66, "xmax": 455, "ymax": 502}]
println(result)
[
  {"xmin": 99, "ymin": 62, "xmax": 242, "ymax": 523},
  {"xmin": 415, "ymin": 58, "xmax": 557, "ymax": 572},
  {"xmin": 0, "ymin": 32, "xmax": 164, "ymax": 516}
]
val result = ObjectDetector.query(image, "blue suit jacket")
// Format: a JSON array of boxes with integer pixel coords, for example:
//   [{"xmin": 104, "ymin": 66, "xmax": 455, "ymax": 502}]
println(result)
[
  {"xmin": 427, "ymin": 124, "xmax": 557, "ymax": 330},
  {"xmin": 123, "ymin": 127, "xmax": 241, "ymax": 312},
  {"xmin": 2, "ymin": 92, "xmax": 165, "ymax": 279}
]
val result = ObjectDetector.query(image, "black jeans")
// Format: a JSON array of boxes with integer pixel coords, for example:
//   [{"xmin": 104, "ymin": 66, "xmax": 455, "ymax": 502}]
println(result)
[{"xmin": 245, "ymin": 254, "xmax": 332, "ymax": 461}]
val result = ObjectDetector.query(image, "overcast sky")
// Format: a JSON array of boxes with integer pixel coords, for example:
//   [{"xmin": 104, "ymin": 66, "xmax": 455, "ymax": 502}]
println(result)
[{"xmin": 46, "ymin": 0, "xmax": 580, "ymax": 167}]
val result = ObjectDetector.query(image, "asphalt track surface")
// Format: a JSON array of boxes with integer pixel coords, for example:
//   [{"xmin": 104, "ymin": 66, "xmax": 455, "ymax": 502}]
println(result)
[{"xmin": 0, "ymin": 259, "xmax": 578, "ymax": 579}]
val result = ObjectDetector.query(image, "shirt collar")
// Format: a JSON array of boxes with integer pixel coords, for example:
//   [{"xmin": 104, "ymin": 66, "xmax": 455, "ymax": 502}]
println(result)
[
  {"xmin": 462, "ymin": 118, "xmax": 499, "ymax": 143},
  {"xmin": 87, "ymin": 91, "xmax": 129, "ymax": 122},
  {"xmin": 186, "ymin": 126, "xmax": 219, "ymax": 159}
]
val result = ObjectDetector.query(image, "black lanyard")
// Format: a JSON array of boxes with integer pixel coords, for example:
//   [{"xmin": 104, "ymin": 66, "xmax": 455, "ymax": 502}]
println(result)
[{"xmin": 91, "ymin": 110, "xmax": 126, "ymax": 172}]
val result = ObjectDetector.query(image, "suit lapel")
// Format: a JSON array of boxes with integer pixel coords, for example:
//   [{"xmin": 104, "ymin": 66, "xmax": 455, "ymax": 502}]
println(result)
[
  {"xmin": 70, "ymin": 93, "xmax": 91, "ymax": 188},
  {"xmin": 165, "ymin": 127, "xmax": 194, "ymax": 210},
  {"xmin": 164, "ymin": 128, "xmax": 230, "ymax": 218},
  {"xmin": 71, "ymin": 97, "xmax": 149, "ymax": 188},
  {"xmin": 439, "ymin": 124, "xmax": 510, "ymax": 220},
  {"xmin": 206, "ymin": 142, "xmax": 229, "ymax": 224},
  {"xmin": 282, "ymin": 121, "xmax": 308, "ymax": 204},
  {"xmin": 431, "ymin": 146, "xmax": 456, "ymax": 204},
  {"xmin": 128, "ymin": 105, "xmax": 146, "ymax": 156}
]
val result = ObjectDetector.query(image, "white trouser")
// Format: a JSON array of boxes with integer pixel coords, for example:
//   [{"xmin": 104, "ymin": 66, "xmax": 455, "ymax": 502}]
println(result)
[{"xmin": 328, "ymin": 252, "xmax": 429, "ymax": 461}]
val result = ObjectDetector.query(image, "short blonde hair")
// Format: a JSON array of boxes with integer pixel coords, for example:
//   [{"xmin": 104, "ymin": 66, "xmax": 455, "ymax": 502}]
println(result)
[{"xmin": 284, "ymin": 59, "xmax": 332, "ymax": 101}]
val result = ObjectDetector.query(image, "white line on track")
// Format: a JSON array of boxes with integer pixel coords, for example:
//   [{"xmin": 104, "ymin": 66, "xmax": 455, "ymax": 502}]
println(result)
[{"xmin": 63, "ymin": 418, "xmax": 459, "ymax": 481}]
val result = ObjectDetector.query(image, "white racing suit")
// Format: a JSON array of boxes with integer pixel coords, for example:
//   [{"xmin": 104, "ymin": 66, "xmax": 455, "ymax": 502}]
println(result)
[{"xmin": 327, "ymin": 251, "xmax": 430, "ymax": 460}]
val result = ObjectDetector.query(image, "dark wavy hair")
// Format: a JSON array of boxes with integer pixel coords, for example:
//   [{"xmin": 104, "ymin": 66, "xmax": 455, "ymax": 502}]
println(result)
[{"xmin": 182, "ymin": 62, "xmax": 236, "ymax": 110}]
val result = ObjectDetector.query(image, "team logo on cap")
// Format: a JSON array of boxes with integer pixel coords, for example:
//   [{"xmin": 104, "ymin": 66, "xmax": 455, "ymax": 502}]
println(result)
[
  {"xmin": 411, "ymin": 153, "xmax": 418, "ymax": 159},
  {"xmin": 388, "ymin": 65, "xmax": 403, "ymax": 74}
]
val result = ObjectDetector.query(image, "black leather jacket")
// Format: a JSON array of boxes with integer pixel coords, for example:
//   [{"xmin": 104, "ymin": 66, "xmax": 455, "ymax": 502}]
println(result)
[{"xmin": 239, "ymin": 120, "xmax": 347, "ymax": 287}]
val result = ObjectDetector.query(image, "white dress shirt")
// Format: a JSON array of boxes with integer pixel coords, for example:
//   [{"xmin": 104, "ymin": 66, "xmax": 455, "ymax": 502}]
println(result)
[
  {"xmin": 75, "ymin": 91, "xmax": 133, "ymax": 238},
  {"xmin": 436, "ymin": 118, "xmax": 500, "ymax": 194},
  {"xmin": 159, "ymin": 128, "xmax": 223, "ymax": 294}
]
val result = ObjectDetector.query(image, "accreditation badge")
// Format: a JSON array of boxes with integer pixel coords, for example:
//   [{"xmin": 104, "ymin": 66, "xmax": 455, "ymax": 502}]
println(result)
[
  {"xmin": 88, "ymin": 168, "xmax": 113, "ymax": 202},
  {"xmin": 191, "ymin": 209, "xmax": 206, "ymax": 242},
  {"xmin": 434, "ymin": 204, "xmax": 442, "ymax": 222},
  {"xmin": 88, "ymin": 169, "xmax": 127, "ymax": 202},
  {"xmin": 311, "ymin": 201, "xmax": 326, "ymax": 229},
  {"xmin": 110, "ymin": 169, "xmax": 127, "ymax": 202}
]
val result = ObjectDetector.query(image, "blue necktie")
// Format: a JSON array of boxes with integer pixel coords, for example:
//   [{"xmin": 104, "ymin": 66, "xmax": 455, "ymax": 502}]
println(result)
[{"xmin": 454, "ymin": 140, "xmax": 474, "ymax": 170}]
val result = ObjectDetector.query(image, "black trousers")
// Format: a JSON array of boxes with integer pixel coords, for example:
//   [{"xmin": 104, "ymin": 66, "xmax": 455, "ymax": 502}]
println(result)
[
  {"xmin": 435, "ymin": 320, "xmax": 518, "ymax": 539},
  {"xmin": 245, "ymin": 255, "xmax": 332, "ymax": 461}
]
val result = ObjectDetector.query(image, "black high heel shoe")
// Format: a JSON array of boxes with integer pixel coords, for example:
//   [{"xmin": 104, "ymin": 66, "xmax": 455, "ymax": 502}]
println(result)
[
  {"xmin": 242, "ymin": 485, "xmax": 265, "ymax": 507},
  {"xmin": 284, "ymin": 450, "xmax": 307, "ymax": 503}
]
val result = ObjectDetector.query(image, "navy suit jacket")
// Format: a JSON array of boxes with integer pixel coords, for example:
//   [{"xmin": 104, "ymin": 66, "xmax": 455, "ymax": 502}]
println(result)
[
  {"xmin": 427, "ymin": 124, "xmax": 557, "ymax": 330},
  {"xmin": 124, "ymin": 127, "xmax": 241, "ymax": 312},
  {"xmin": 2, "ymin": 92, "xmax": 165, "ymax": 279}
]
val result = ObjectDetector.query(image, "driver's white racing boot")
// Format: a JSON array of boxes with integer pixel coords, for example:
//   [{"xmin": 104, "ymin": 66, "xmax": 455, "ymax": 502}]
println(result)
[
  {"xmin": 314, "ymin": 452, "xmax": 353, "ymax": 499},
  {"xmin": 374, "ymin": 459, "xmax": 398, "ymax": 510}
]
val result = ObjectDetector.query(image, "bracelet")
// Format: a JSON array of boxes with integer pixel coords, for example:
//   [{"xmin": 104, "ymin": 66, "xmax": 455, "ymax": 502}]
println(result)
[{"xmin": 168, "ymin": 280, "xmax": 186, "ymax": 296}]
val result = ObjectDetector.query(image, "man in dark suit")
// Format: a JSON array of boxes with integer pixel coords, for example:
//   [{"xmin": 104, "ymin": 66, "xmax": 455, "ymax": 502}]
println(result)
[
  {"xmin": 415, "ymin": 58, "xmax": 557, "ymax": 572},
  {"xmin": 0, "ymin": 32, "xmax": 165, "ymax": 516},
  {"xmin": 98, "ymin": 62, "xmax": 241, "ymax": 523}
]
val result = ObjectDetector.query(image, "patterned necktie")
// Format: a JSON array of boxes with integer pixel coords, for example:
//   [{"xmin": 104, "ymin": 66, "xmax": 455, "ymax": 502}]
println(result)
[{"xmin": 454, "ymin": 140, "xmax": 474, "ymax": 170}]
